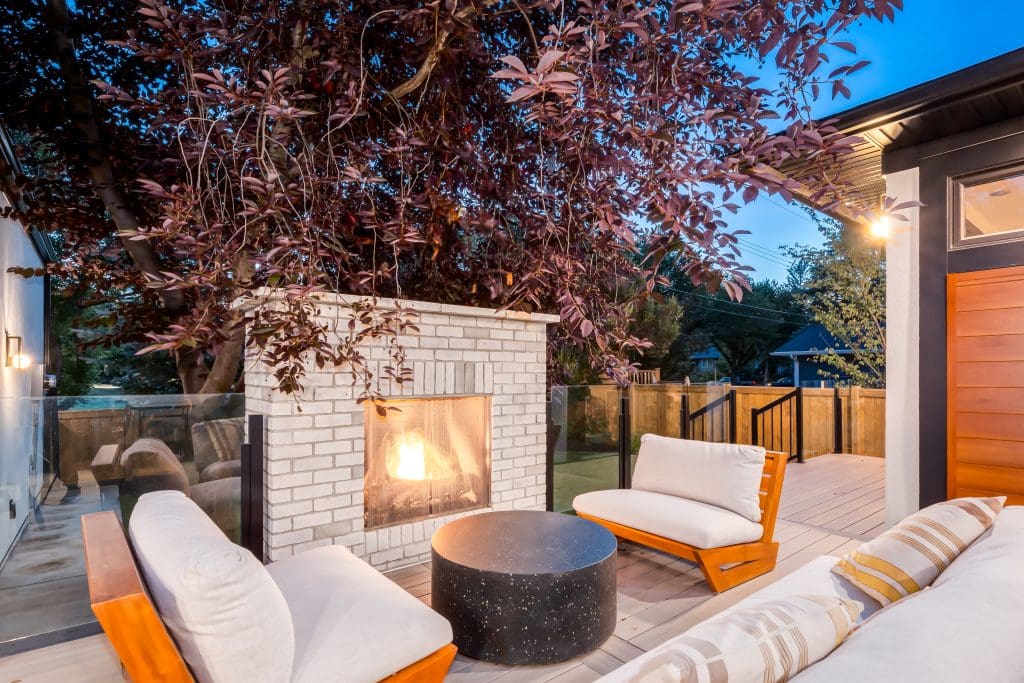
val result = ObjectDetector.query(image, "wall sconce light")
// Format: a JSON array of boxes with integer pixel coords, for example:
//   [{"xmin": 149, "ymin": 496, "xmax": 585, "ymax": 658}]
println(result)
[
  {"xmin": 5, "ymin": 333, "xmax": 30, "ymax": 369},
  {"xmin": 869, "ymin": 215, "xmax": 892, "ymax": 240}
]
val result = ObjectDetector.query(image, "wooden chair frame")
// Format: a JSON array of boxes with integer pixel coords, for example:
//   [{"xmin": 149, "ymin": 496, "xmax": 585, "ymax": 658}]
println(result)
[
  {"xmin": 577, "ymin": 449, "xmax": 788, "ymax": 593},
  {"xmin": 82, "ymin": 511, "xmax": 456, "ymax": 682}
]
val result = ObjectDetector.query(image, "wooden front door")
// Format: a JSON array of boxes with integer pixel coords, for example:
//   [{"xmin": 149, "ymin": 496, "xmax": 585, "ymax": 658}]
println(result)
[{"xmin": 948, "ymin": 266, "xmax": 1024, "ymax": 504}]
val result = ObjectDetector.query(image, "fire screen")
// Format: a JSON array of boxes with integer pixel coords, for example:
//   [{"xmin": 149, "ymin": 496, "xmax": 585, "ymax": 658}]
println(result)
[{"xmin": 364, "ymin": 395, "xmax": 491, "ymax": 529}]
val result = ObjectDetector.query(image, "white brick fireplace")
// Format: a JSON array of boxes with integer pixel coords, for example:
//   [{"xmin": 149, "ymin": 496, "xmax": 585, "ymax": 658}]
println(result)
[{"xmin": 245, "ymin": 295, "xmax": 556, "ymax": 569}]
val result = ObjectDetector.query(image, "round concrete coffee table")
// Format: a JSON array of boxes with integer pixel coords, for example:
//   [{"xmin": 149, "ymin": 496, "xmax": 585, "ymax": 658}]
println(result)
[{"xmin": 431, "ymin": 510, "xmax": 617, "ymax": 665}]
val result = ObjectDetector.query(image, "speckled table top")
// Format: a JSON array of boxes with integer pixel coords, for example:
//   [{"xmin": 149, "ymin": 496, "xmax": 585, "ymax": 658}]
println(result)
[{"xmin": 431, "ymin": 510, "xmax": 616, "ymax": 574}]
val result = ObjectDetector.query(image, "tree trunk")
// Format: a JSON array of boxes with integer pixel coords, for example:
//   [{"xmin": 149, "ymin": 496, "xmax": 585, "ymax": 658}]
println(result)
[
  {"xmin": 199, "ymin": 313, "xmax": 245, "ymax": 394},
  {"xmin": 45, "ymin": 0, "xmax": 224, "ymax": 393}
]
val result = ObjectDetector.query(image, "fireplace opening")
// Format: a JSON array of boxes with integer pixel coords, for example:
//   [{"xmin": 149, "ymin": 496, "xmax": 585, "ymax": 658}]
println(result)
[{"xmin": 364, "ymin": 395, "xmax": 491, "ymax": 530}]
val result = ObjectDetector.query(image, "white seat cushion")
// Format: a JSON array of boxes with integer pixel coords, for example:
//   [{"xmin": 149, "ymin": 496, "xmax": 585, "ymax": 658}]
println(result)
[
  {"xmin": 129, "ymin": 490, "xmax": 294, "ymax": 683},
  {"xmin": 792, "ymin": 507, "xmax": 1024, "ymax": 683},
  {"xmin": 573, "ymin": 489, "xmax": 763, "ymax": 549},
  {"xmin": 632, "ymin": 435, "xmax": 766, "ymax": 521},
  {"xmin": 267, "ymin": 545, "xmax": 453, "ymax": 683}
]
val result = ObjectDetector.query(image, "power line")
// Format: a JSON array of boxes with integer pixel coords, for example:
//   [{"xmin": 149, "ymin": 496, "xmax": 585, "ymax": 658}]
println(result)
[
  {"xmin": 735, "ymin": 239, "xmax": 794, "ymax": 268},
  {"xmin": 674, "ymin": 304, "xmax": 806, "ymax": 325},
  {"xmin": 662, "ymin": 285, "xmax": 815, "ymax": 321},
  {"xmin": 764, "ymin": 196, "xmax": 823, "ymax": 227}
]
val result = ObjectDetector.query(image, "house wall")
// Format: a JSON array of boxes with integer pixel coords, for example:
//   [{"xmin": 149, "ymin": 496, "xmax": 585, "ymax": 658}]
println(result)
[
  {"xmin": 883, "ymin": 167, "xmax": 921, "ymax": 526},
  {"xmin": 0, "ymin": 192, "xmax": 47, "ymax": 566},
  {"xmin": 884, "ymin": 117, "xmax": 1024, "ymax": 515}
]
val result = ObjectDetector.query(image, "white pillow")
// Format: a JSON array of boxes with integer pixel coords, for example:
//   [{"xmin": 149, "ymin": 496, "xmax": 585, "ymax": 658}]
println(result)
[
  {"xmin": 603, "ymin": 594, "xmax": 860, "ymax": 682},
  {"xmin": 631, "ymin": 434, "xmax": 766, "ymax": 521},
  {"xmin": 129, "ymin": 490, "xmax": 294, "ymax": 683}
]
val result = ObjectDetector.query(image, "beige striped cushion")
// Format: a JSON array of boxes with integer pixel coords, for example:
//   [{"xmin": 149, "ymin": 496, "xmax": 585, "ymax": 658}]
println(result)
[
  {"xmin": 627, "ymin": 595, "xmax": 860, "ymax": 683},
  {"xmin": 832, "ymin": 496, "xmax": 1005, "ymax": 607}
]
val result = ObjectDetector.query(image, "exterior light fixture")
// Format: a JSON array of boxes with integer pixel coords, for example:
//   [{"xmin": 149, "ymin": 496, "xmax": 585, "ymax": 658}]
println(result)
[
  {"xmin": 5, "ymin": 333, "xmax": 30, "ymax": 369},
  {"xmin": 869, "ymin": 215, "xmax": 892, "ymax": 240}
]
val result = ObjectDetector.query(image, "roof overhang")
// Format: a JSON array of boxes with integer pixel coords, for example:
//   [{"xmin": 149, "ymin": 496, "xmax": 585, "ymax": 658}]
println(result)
[{"xmin": 773, "ymin": 48, "xmax": 1024, "ymax": 224}]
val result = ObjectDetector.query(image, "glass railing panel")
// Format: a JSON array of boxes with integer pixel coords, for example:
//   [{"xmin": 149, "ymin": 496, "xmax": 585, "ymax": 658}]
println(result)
[
  {"xmin": 0, "ymin": 393, "xmax": 245, "ymax": 650},
  {"xmin": 548, "ymin": 384, "xmax": 621, "ymax": 513}
]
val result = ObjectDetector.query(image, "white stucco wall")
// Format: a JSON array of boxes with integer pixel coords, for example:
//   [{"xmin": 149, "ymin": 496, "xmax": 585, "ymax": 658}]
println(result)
[
  {"xmin": 0, "ymin": 191, "xmax": 46, "ymax": 565},
  {"xmin": 884, "ymin": 167, "xmax": 921, "ymax": 526}
]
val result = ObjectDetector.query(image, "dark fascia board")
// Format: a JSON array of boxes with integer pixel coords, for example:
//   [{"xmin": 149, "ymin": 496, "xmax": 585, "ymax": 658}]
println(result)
[
  {"xmin": 0, "ymin": 122, "xmax": 28, "ymax": 214},
  {"xmin": 30, "ymin": 228, "xmax": 58, "ymax": 265},
  {"xmin": 0, "ymin": 121, "xmax": 57, "ymax": 264},
  {"xmin": 776, "ymin": 48, "xmax": 1024, "ymax": 223},
  {"xmin": 0, "ymin": 121, "xmax": 23, "ymax": 178},
  {"xmin": 822, "ymin": 47, "xmax": 1024, "ymax": 136}
]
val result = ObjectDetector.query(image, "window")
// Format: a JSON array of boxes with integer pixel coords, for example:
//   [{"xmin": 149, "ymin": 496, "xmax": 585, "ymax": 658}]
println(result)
[{"xmin": 952, "ymin": 166, "xmax": 1024, "ymax": 249}]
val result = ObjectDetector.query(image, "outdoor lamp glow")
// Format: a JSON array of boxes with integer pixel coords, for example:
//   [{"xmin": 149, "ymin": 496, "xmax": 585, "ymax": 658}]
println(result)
[
  {"xmin": 5, "ymin": 333, "xmax": 30, "ymax": 369},
  {"xmin": 869, "ymin": 215, "xmax": 892, "ymax": 239}
]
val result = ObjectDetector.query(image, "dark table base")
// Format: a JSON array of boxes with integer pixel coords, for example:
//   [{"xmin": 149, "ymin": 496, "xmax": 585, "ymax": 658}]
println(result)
[{"xmin": 431, "ymin": 511, "xmax": 617, "ymax": 665}]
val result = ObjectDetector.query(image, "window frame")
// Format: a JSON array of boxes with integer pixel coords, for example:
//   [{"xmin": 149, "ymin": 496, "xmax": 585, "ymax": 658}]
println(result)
[{"xmin": 950, "ymin": 163, "xmax": 1024, "ymax": 251}]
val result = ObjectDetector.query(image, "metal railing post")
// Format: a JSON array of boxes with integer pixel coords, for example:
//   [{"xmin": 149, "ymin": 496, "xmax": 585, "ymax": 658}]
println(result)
[
  {"xmin": 241, "ymin": 414, "xmax": 265, "ymax": 562},
  {"xmin": 618, "ymin": 390, "xmax": 632, "ymax": 489},
  {"xmin": 795, "ymin": 387, "xmax": 805, "ymax": 463},
  {"xmin": 833, "ymin": 386, "xmax": 844, "ymax": 454},
  {"xmin": 679, "ymin": 394, "xmax": 690, "ymax": 439},
  {"xmin": 545, "ymin": 401, "xmax": 555, "ymax": 512},
  {"xmin": 728, "ymin": 389, "xmax": 737, "ymax": 444},
  {"xmin": 751, "ymin": 407, "xmax": 759, "ymax": 446}
]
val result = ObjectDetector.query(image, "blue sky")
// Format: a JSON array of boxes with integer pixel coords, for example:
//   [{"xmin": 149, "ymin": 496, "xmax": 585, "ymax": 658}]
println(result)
[{"xmin": 737, "ymin": 1, "xmax": 1024, "ymax": 282}]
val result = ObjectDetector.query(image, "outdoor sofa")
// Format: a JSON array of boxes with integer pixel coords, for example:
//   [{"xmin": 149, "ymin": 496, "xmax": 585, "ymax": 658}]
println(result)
[
  {"xmin": 80, "ymin": 490, "xmax": 456, "ymax": 683},
  {"xmin": 600, "ymin": 501, "xmax": 1024, "ymax": 682}
]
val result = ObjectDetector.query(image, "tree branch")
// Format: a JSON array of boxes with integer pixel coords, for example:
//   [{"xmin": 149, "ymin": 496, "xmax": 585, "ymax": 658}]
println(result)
[{"xmin": 44, "ymin": 0, "xmax": 187, "ymax": 315}]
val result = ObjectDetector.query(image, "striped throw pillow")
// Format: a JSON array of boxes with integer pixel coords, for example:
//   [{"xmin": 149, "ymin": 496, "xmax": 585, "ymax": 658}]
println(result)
[
  {"xmin": 832, "ymin": 496, "xmax": 1005, "ymax": 607},
  {"xmin": 629, "ymin": 595, "xmax": 861, "ymax": 683}
]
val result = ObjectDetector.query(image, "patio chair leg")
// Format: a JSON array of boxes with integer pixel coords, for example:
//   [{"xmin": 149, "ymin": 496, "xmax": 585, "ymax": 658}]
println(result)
[
  {"xmin": 381, "ymin": 644, "xmax": 457, "ymax": 683},
  {"xmin": 696, "ymin": 542, "xmax": 779, "ymax": 593}
]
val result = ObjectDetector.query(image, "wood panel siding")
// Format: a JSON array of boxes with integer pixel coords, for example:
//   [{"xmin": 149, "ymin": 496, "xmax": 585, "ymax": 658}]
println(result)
[{"xmin": 948, "ymin": 266, "xmax": 1024, "ymax": 502}]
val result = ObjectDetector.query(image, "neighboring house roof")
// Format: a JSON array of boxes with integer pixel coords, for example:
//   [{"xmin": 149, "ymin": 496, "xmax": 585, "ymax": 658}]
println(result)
[
  {"xmin": 769, "ymin": 47, "xmax": 1024, "ymax": 223},
  {"xmin": 690, "ymin": 346, "xmax": 722, "ymax": 361},
  {"xmin": 771, "ymin": 324, "xmax": 857, "ymax": 357}
]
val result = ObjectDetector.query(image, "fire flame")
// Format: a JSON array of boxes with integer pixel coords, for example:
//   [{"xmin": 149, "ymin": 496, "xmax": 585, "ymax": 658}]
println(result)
[{"xmin": 392, "ymin": 432, "xmax": 428, "ymax": 481}]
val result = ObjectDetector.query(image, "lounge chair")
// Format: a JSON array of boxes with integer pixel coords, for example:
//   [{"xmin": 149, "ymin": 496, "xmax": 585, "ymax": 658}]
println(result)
[
  {"xmin": 573, "ymin": 434, "xmax": 787, "ymax": 592},
  {"xmin": 81, "ymin": 491, "xmax": 456, "ymax": 682}
]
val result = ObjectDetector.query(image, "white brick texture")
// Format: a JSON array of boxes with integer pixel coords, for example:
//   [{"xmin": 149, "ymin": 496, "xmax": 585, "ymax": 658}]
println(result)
[{"xmin": 246, "ymin": 295, "xmax": 556, "ymax": 569}]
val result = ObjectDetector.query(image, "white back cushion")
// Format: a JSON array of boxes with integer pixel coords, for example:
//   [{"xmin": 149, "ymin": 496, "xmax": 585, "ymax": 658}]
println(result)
[
  {"xmin": 631, "ymin": 435, "xmax": 766, "ymax": 521},
  {"xmin": 129, "ymin": 490, "xmax": 294, "ymax": 683}
]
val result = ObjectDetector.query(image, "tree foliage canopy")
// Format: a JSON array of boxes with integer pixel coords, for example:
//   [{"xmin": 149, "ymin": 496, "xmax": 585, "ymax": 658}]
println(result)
[
  {"xmin": 787, "ymin": 214, "xmax": 885, "ymax": 387},
  {"xmin": 1, "ymin": 0, "xmax": 902, "ymax": 394}
]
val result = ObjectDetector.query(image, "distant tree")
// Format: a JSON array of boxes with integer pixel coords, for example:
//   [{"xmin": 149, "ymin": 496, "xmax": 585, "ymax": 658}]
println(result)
[
  {"xmin": 627, "ymin": 290, "xmax": 685, "ymax": 369},
  {"xmin": 656, "ymin": 256, "xmax": 806, "ymax": 382},
  {"xmin": 787, "ymin": 215, "xmax": 885, "ymax": 387},
  {"xmin": 698, "ymin": 280, "xmax": 806, "ymax": 382},
  {"xmin": 91, "ymin": 344, "xmax": 182, "ymax": 395},
  {"xmin": 51, "ymin": 294, "xmax": 98, "ymax": 396}
]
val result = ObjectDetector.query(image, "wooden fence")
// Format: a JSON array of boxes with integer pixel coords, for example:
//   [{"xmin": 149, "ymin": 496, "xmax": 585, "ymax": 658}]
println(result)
[{"xmin": 568, "ymin": 384, "xmax": 885, "ymax": 459}]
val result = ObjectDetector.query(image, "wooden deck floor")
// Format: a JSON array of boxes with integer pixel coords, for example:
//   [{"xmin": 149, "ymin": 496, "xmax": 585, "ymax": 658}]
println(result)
[{"xmin": 0, "ymin": 454, "xmax": 883, "ymax": 683}]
